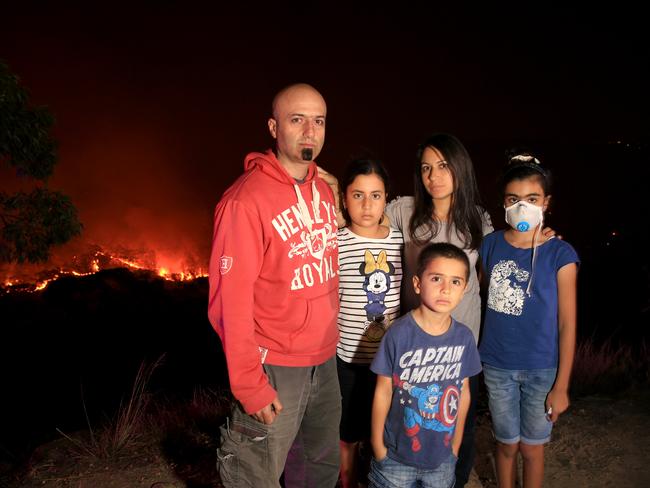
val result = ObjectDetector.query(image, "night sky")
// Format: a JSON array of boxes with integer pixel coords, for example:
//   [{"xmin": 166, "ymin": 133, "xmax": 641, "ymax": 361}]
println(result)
[{"xmin": 1, "ymin": 4, "xmax": 648, "ymax": 274}]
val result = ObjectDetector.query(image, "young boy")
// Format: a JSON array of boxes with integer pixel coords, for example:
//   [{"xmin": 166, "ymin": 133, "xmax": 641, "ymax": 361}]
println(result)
[{"xmin": 369, "ymin": 243, "xmax": 482, "ymax": 488}]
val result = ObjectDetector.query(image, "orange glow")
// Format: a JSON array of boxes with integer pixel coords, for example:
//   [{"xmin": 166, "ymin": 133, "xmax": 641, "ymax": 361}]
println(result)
[
  {"xmin": 1, "ymin": 248, "xmax": 208, "ymax": 294},
  {"xmin": 111, "ymin": 256, "xmax": 147, "ymax": 270},
  {"xmin": 34, "ymin": 281, "xmax": 49, "ymax": 291}
]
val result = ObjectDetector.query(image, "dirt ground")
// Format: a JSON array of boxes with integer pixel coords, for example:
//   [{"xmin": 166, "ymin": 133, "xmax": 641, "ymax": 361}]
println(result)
[
  {"xmin": 8, "ymin": 390, "xmax": 650, "ymax": 488},
  {"xmin": 472, "ymin": 390, "xmax": 650, "ymax": 488}
]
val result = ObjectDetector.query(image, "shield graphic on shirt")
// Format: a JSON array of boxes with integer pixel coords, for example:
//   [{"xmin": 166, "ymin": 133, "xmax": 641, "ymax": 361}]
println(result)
[
  {"xmin": 219, "ymin": 256, "xmax": 233, "ymax": 275},
  {"xmin": 439, "ymin": 385, "xmax": 460, "ymax": 427},
  {"xmin": 304, "ymin": 226, "xmax": 328, "ymax": 260}
]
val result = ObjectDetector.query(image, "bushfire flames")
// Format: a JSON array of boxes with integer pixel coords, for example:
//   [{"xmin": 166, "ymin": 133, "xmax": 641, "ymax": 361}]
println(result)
[{"xmin": 1, "ymin": 249, "xmax": 207, "ymax": 293}]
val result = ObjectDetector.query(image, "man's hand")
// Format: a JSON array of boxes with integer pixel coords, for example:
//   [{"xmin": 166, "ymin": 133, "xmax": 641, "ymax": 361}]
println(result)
[{"xmin": 251, "ymin": 396, "xmax": 283, "ymax": 425}]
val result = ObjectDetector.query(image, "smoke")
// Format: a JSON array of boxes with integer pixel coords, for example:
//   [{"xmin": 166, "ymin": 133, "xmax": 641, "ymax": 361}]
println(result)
[
  {"xmin": 63, "ymin": 123, "xmax": 210, "ymax": 260},
  {"xmin": 1, "ymin": 111, "xmax": 219, "ymax": 283}
]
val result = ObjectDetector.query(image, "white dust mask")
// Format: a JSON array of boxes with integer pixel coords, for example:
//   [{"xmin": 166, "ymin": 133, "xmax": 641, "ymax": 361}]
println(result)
[{"xmin": 504, "ymin": 200, "xmax": 543, "ymax": 233}]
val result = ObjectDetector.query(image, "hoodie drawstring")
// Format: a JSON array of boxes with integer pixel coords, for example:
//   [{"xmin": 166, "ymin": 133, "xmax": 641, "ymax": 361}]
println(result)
[{"xmin": 294, "ymin": 181, "xmax": 321, "ymax": 234}]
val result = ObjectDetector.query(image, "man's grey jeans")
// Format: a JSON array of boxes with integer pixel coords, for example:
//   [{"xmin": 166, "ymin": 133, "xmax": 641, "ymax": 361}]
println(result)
[{"xmin": 217, "ymin": 357, "xmax": 342, "ymax": 487}]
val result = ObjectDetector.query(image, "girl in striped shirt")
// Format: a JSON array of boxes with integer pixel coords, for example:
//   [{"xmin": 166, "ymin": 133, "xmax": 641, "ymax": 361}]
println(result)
[{"xmin": 336, "ymin": 158, "xmax": 403, "ymax": 488}]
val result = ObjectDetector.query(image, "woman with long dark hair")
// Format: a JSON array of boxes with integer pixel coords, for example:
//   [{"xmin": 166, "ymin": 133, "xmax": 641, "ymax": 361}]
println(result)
[{"xmin": 384, "ymin": 133, "xmax": 492, "ymax": 487}]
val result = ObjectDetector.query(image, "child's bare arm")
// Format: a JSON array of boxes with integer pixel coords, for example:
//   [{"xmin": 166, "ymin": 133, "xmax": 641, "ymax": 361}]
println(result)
[
  {"xmin": 451, "ymin": 377, "xmax": 470, "ymax": 456},
  {"xmin": 371, "ymin": 375, "xmax": 393, "ymax": 460},
  {"xmin": 547, "ymin": 262, "xmax": 578, "ymax": 422}
]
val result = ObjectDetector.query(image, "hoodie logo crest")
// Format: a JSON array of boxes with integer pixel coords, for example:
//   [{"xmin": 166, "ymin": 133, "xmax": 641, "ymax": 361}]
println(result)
[
  {"xmin": 288, "ymin": 223, "xmax": 335, "ymax": 260},
  {"xmin": 219, "ymin": 256, "xmax": 233, "ymax": 275},
  {"xmin": 304, "ymin": 227, "xmax": 327, "ymax": 260}
]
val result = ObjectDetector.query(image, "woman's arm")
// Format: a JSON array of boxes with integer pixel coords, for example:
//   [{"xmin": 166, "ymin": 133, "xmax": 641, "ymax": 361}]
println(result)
[
  {"xmin": 317, "ymin": 166, "xmax": 346, "ymax": 228},
  {"xmin": 371, "ymin": 375, "xmax": 393, "ymax": 460},
  {"xmin": 546, "ymin": 262, "xmax": 578, "ymax": 422}
]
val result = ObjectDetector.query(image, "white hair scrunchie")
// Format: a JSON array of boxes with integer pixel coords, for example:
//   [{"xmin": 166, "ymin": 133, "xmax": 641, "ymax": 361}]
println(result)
[{"xmin": 510, "ymin": 154, "xmax": 541, "ymax": 165}]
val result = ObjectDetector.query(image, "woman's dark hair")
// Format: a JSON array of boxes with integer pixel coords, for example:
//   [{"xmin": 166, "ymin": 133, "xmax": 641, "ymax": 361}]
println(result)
[
  {"xmin": 500, "ymin": 149, "xmax": 552, "ymax": 197},
  {"xmin": 340, "ymin": 158, "xmax": 390, "ymax": 223},
  {"xmin": 409, "ymin": 133, "xmax": 485, "ymax": 250}
]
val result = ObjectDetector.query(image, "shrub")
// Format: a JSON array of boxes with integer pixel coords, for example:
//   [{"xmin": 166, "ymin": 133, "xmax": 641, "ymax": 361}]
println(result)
[{"xmin": 571, "ymin": 338, "xmax": 649, "ymax": 396}]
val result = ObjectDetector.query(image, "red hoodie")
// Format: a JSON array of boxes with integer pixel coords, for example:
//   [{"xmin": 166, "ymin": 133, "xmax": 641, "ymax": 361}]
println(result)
[{"xmin": 208, "ymin": 150, "xmax": 339, "ymax": 414}]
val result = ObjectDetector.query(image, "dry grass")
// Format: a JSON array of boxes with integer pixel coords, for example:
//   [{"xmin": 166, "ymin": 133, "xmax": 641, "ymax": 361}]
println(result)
[
  {"xmin": 44, "ymin": 364, "xmax": 231, "ymax": 486},
  {"xmin": 15, "ymin": 336, "xmax": 645, "ymax": 486},
  {"xmin": 57, "ymin": 354, "xmax": 165, "ymax": 459},
  {"xmin": 123, "ymin": 386, "xmax": 231, "ymax": 486},
  {"xmin": 151, "ymin": 386, "xmax": 231, "ymax": 431},
  {"xmin": 571, "ymin": 337, "xmax": 649, "ymax": 396},
  {"xmin": 56, "ymin": 337, "xmax": 647, "ymax": 462}
]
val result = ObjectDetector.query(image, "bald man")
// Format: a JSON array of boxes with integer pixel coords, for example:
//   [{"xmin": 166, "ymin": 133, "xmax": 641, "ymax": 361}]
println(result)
[{"xmin": 209, "ymin": 84, "xmax": 341, "ymax": 487}]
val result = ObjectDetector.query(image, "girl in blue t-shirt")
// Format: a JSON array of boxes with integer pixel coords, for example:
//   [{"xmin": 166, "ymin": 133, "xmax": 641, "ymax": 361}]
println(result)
[{"xmin": 479, "ymin": 153, "xmax": 579, "ymax": 488}]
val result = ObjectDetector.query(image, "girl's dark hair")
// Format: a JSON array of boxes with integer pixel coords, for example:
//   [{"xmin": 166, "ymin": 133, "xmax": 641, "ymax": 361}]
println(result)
[
  {"xmin": 409, "ymin": 133, "xmax": 485, "ymax": 250},
  {"xmin": 341, "ymin": 158, "xmax": 390, "ymax": 223},
  {"xmin": 500, "ymin": 149, "xmax": 552, "ymax": 196}
]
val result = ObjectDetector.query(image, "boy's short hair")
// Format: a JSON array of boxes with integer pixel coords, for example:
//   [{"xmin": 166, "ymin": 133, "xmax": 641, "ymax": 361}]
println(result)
[{"xmin": 416, "ymin": 243, "xmax": 470, "ymax": 281}]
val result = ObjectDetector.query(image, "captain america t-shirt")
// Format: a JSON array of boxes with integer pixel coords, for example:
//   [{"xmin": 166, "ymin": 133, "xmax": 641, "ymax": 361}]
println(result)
[{"xmin": 371, "ymin": 313, "xmax": 481, "ymax": 470}]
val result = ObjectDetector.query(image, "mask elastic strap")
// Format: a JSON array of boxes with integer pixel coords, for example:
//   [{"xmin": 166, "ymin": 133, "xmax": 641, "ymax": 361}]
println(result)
[{"xmin": 526, "ymin": 217, "xmax": 543, "ymax": 296}]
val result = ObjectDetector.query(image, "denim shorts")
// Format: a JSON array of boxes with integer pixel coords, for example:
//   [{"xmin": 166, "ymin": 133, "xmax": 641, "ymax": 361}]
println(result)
[
  {"xmin": 482, "ymin": 363, "xmax": 557, "ymax": 445},
  {"xmin": 368, "ymin": 453, "xmax": 456, "ymax": 488}
]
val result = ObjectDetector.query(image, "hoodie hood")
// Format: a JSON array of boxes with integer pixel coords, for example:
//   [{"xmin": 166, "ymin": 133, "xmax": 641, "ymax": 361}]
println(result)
[
  {"xmin": 244, "ymin": 149, "xmax": 323, "ymax": 234},
  {"xmin": 244, "ymin": 149, "xmax": 318, "ymax": 185}
]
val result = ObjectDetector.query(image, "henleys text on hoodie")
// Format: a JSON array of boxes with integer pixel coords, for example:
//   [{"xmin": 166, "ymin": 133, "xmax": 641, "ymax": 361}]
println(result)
[
  {"xmin": 270, "ymin": 191, "xmax": 338, "ymax": 290},
  {"xmin": 208, "ymin": 150, "xmax": 340, "ymax": 414}
]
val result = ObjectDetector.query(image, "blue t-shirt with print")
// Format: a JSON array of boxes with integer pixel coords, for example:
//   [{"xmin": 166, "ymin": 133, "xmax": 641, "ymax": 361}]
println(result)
[
  {"xmin": 479, "ymin": 231, "xmax": 580, "ymax": 370},
  {"xmin": 371, "ymin": 313, "xmax": 481, "ymax": 470}
]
